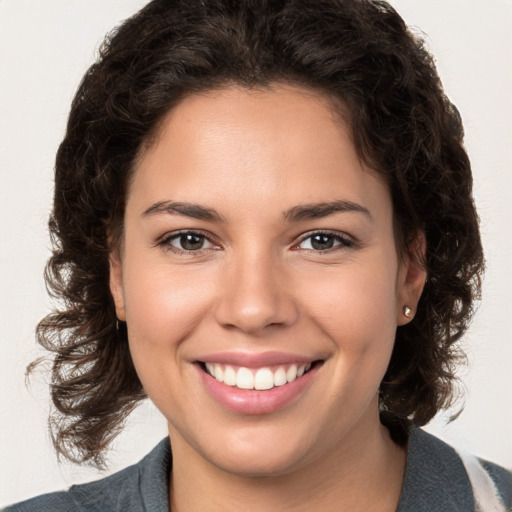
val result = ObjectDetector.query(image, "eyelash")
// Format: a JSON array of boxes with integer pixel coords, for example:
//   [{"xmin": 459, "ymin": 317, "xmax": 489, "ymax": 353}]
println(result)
[
  {"xmin": 293, "ymin": 231, "xmax": 355, "ymax": 253},
  {"xmin": 158, "ymin": 230, "xmax": 219, "ymax": 255},
  {"xmin": 158, "ymin": 229, "xmax": 355, "ymax": 255}
]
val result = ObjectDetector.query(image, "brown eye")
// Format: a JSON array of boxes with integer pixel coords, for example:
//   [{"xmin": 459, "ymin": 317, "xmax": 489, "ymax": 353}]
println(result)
[
  {"xmin": 296, "ymin": 232, "xmax": 353, "ymax": 252},
  {"xmin": 163, "ymin": 231, "xmax": 216, "ymax": 252},
  {"xmin": 310, "ymin": 234, "xmax": 335, "ymax": 250},
  {"xmin": 178, "ymin": 233, "xmax": 205, "ymax": 250}
]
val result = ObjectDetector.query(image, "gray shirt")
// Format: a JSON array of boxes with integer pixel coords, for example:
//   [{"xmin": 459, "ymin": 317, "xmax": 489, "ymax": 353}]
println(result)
[{"xmin": 4, "ymin": 428, "xmax": 512, "ymax": 511}]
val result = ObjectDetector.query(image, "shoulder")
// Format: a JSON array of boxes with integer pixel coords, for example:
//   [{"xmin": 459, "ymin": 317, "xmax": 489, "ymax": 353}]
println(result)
[
  {"xmin": 480, "ymin": 458, "xmax": 512, "ymax": 503},
  {"xmin": 464, "ymin": 455, "xmax": 512, "ymax": 510},
  {"xmin": 2, "ymin": 438, "xmax": 172, "ymax": 512},
  {"xmin": 397, "ymin": 427, "xmax": 512, "ymax": 512},
  {"xmin": 2, "ymin": 490, "xmax": 78, "ymax": 512}
]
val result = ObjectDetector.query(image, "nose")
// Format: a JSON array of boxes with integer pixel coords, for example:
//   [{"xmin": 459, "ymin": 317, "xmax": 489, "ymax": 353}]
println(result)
[{"xmin": 213, "ymin": 249, "xmax": 299, "ymax": 335}]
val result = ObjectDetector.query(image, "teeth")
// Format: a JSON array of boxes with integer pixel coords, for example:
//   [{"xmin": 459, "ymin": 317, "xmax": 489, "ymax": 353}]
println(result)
[
  {"xmin": 205, "ymin": 362, "xmax": 214, "ymax": 375},
  {"xmin": 286, "ymin": 365, "xmax": 297, "ymax": 382},
  {"xmin": 254, "ymin": 368, "xmax": 274, "ymax": 390},
  {"xmin": 214, "ymin": 364, "xmax": 224, "ymax": 382},
  {"xmin": 204, "ymin": 362, "xmax": 313, "ymax": 390},
  {"xmin": 223, "ymin": 365, "xmax": 237, "ymax": 386},
  {"xmin": 236, "ymin": 367, "xmax": 254, "ymax": 389},
  {"xmin": 274, "ymin": 367, "xmax": 287, "ymax": 387}
]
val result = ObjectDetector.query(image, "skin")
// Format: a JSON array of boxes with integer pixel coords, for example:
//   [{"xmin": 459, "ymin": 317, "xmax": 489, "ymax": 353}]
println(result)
[{"xmin": 110, "ymin": 84, "xmax": 426, "ymax": 511}]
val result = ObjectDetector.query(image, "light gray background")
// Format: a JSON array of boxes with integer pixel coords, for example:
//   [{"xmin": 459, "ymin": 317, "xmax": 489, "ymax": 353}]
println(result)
[{"xmin": 1, "ymin": 0, "xmax": 511, "ymax": 506}]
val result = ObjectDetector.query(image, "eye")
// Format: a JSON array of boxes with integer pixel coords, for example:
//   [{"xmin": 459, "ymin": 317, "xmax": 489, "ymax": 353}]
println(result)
[
  {"xmin": 295, "ymin": 232, "xmax": 353, "ymax": 252},
  {"xmin": 160, "ymin": 231, "xmax": 218, "ymax": 253}
]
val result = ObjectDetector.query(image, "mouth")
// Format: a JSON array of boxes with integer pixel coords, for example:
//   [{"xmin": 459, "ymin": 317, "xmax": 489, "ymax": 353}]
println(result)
[
  {"xmin": 195, "ymin": 352, "xmax": 325, "ymax": 414},
  {"xmin": 199, "ymin": 361, "xmax": 320, "ymax": 391}
]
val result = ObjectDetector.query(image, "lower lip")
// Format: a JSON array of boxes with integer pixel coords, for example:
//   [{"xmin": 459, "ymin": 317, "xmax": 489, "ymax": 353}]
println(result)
[{"xmin": 197, "ymin": 364, "xmax": 320, "ymax": 415}]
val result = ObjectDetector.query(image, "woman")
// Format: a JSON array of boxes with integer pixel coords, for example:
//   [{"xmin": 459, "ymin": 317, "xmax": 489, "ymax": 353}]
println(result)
[{"xmin": 3, "ymin": 0, "xmax": 511, "ymax": 510}]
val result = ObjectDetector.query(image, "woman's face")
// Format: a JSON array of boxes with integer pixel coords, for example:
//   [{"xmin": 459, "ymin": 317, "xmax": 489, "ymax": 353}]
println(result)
[{"xmin": 110, "ymin": 85, "xmax": 423, "ymax": 477}]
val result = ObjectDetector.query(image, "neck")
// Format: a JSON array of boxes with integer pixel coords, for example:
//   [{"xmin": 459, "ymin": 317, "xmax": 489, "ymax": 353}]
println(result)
[{"xmin": 168, "ymin": 410, "xmax": 406, "ymax": 512}]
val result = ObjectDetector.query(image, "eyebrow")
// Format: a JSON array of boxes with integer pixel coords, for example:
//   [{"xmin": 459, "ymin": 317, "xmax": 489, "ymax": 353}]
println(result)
[
  {"xmin": 142, "ymin": 201, "xmax": 225, "ymax": 222},
  {"xmin": 141, "ymin": 199, "xmax": 372, "ymax": 223},
  {"xmin": 283, "ymin": 200, "xmax": 373, "ymax": 223}
]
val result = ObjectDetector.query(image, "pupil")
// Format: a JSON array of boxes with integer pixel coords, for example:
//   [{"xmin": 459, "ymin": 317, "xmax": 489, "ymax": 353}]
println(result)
[
  {"xmin": 311, "ymin": 234, "xmax": 334, "ymax": 250},
  {"xmin": 181, "ymin": 234, "xmax": 203, "ymax": 250}
]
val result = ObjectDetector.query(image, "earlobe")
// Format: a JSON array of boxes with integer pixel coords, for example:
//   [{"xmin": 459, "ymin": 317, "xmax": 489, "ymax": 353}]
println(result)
[
  {"xmin": 397, "ymin": 232, "xmax": 427, "ymax": 326},
  {"xmin": 403, "ymin": 306, "xmax": 413, "ymax": 319},
  {"xmin": 109, "ymin": 252, "xmax": 126, "ymax": 321}
]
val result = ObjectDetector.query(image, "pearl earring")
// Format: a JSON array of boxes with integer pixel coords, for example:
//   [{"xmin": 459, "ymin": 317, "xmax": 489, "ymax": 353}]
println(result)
[{"xmin": 403, "ymin": 306, "xmax": 413, "ymax": 318}]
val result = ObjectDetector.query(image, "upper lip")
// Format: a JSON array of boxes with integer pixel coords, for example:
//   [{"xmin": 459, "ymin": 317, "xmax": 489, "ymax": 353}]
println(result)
[{"xmin": 196, "ymin": 351, "xmax": 323, "ymax": 368}]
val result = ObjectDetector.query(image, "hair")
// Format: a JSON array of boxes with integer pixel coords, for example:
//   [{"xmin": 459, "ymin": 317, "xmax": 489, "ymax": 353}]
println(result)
[{"xmin": 34, "ymin": 0, "xmax": 484, "ymax": 466}]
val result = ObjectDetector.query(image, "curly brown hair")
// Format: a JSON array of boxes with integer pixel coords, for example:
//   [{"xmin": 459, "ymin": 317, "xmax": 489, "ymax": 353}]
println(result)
[{"xmin": 34, "ymin": 0, "xmax": 484, "ymax": 466}]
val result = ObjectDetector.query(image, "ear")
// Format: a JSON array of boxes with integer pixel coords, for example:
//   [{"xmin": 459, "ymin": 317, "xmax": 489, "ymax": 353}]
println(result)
[
  {"xmin": 109, "ymin": 251, "xmax": 126, "ymax": 321},
  {"xmin": 396, "ymin": 232, "xmax": 427, "ymax": 326}
]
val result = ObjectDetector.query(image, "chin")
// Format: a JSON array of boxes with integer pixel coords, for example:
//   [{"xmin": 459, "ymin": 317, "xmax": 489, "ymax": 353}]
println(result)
[
  {"xmin": 211, "ymin": 448, "xmax": 309, "ymax": 479},
  {"xmin": 194, "ymin": 423, "xmax": 318, "ymax": 478}
]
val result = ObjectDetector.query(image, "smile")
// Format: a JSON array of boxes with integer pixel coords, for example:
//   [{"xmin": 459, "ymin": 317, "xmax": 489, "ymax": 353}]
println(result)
[
  {"xmin": 197, "ymin": 356, "xmax": 323, "ymax": 415},
  {"xmin": 203, "ymin": 362, "xmax": 313, "ymax": 390}
]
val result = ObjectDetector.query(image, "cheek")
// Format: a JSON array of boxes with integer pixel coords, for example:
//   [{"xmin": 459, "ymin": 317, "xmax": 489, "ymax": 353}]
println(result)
[
  {"xmin": 295, "ymin": 255, "xmax": 399, "ymax": 396},
  {"xmin": 298, "ymin": 261, "xmax": 399, "ymax": 342},
  {"xmin": 121, "ymin": 255, "xmax": 215, "ymax": 354},
  {"xmin": 121, "ymin": 259, "xmax": 217, "ymax": 411}
]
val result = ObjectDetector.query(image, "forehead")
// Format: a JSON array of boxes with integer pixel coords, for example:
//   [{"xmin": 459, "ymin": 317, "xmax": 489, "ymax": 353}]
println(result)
[
  {"xmin": 130, "ymin": 84, "xmax": 390, "ymax": 220},
  {"xmin": 141, "ymin": 84, "xmax": 347, "ymax": 163}
]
